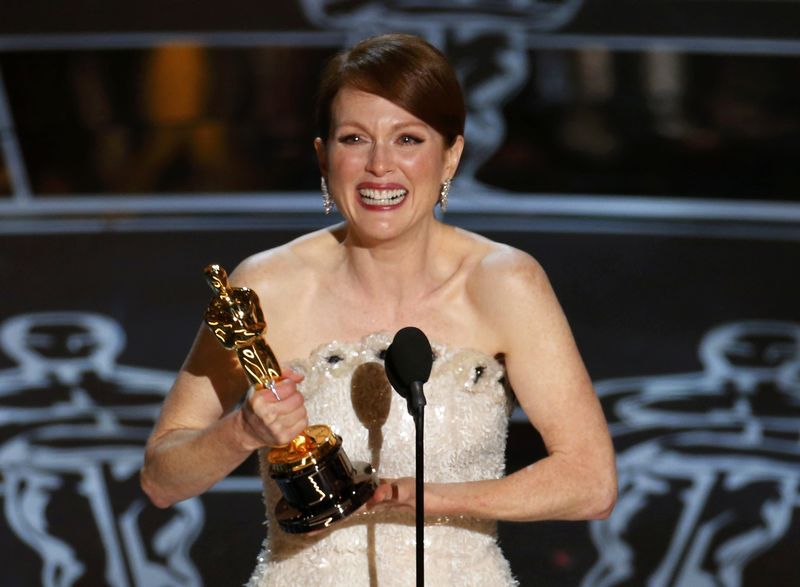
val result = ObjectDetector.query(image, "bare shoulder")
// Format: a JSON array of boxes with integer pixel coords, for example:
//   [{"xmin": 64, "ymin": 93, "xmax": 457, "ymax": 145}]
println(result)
[
  {"xmin": 229, "ymin": 227, "xmax": 340, "ymax": 301},
  {"xmin": 461, "ymin": 232, "xmax": 550, "ymax": 305},
  {"xmin": 452, "ymin": 231, "xmax": 560, "ymax": 353}
]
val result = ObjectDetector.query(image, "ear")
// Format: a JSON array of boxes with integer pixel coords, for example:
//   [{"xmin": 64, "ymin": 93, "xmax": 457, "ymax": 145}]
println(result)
[
  {"xmin": 314, "ymin": 137, "xmax": 328, "ymax": 175},
  {"xmin": 443, "ymin": 135, "xmax": 464, "ymax": 181}
]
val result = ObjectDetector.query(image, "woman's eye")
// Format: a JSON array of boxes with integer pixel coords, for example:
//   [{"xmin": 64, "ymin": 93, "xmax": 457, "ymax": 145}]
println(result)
[
  {"xmin": 399, "ymin": 135, "xmax": 423, "ymax": 145},
  {"xmin": 338, "ymin": 135, "xmax": 362, "ymax": 144}
]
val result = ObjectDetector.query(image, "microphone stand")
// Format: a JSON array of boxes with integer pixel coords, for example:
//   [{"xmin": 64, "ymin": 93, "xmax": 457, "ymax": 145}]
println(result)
[
  {"xmin": 409, "ymin": 381, "xmax": 427, "ymax": 587},
  {"xmin": 384, "ymin": 326, "xmax": 432, "ymax": 587}
]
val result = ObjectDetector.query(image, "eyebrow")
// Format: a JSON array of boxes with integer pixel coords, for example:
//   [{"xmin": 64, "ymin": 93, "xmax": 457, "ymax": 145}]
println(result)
[{"xmin": 333, "ymin": 120, "xmax": 429, "ymax": 132}]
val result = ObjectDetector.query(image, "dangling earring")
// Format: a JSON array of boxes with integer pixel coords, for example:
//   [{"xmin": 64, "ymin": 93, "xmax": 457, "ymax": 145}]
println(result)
[
  {"xmin": 321, "ymin": 177, "xmax": 334, "ymax": 215},
  {"xmin": 439, "ymin": 178, "xmax": 451, "ymax": 213}
]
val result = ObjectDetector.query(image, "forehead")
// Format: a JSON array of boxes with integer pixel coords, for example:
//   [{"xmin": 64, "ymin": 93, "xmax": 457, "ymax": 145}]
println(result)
[{"xmin": 331, "ymin": 87, "xmax": 427, "ymax": 127}]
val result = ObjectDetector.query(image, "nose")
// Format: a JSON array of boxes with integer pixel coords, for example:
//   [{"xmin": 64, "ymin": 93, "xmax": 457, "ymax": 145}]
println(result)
[{"xmin": 365, "ymin": 141, "xmax": 392, "ymax": 176}]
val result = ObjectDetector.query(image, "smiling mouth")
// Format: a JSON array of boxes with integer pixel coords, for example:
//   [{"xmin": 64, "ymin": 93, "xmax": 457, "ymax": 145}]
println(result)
[{"xmin": 358, "ymin": 188, "xmax": 407, "ymax": 206}]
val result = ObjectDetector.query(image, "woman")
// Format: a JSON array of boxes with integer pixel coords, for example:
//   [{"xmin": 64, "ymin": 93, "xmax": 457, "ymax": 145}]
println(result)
[{"xmin": 141, "ymin": 33, "xmax": 617, "ymax": 586}]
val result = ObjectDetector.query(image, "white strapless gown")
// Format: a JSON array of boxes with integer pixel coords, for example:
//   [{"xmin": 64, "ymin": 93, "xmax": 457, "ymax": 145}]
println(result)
[{"xmin": 246, "ymin": 332, "xmax": 518, "ymax": 587}]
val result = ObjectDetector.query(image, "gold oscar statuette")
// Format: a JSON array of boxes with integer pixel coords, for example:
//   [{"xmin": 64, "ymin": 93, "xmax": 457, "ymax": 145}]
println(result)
[{"xmin": 203, "ymin": 264, "xmax": 377, "ymax": 533}]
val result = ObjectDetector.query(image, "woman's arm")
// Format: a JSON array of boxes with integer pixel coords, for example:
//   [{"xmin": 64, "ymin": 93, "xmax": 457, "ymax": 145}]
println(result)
[
  {"xmin": 370, "ymin": 248, "xmax": 617, "ymax": 522},
  {"xmin": 140, "ymin": 325, "xmax": 308, "ymax": 508}
]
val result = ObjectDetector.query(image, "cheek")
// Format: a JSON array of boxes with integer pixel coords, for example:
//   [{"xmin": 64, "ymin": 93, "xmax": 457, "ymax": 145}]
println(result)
[
  {"xmin": 397, "ymin": 151, "xmax": 444, "ymax": 181},
  {"xmin": 328, "ymin": 149, "xmax": 366, "ymax": 177}
]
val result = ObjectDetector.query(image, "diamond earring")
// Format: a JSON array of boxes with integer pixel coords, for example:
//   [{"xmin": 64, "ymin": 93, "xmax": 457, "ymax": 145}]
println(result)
[
  {"xmin": 439, "ymin": 178, "xmax": 451, "ymax": 213},
  {"xmin": 321, "ymin": 177, "xmax": 334, "ymax": 215}
]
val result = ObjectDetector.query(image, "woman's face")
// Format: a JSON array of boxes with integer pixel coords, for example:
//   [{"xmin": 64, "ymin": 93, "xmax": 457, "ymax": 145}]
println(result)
[{"xmin": 315, "ymin": 87, "xmax": 463, "ymax": 243}]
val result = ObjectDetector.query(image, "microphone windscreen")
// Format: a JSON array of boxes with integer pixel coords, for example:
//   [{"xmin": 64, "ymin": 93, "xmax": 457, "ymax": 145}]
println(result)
[
  {"xmin": 385, "ymin": 327, "xmax": 433, "ymax": 394},
  {"xmin": 384, "ymin": 356, "xmax": 407, "ymax": 399}
]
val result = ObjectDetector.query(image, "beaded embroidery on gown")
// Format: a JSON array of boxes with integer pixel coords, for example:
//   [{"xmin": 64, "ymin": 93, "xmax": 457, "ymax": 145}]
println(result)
[{"xmin": 247, "ymin": 332, "xmax": 518, "ymax": 587}]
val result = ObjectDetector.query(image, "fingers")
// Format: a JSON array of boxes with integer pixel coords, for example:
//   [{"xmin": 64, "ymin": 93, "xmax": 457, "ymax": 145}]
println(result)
[
  {"xmin": 280, "ymin": 366, "xmax": 305, "ymax": 383},
  {"xmin": 367, "ymin": 478, "xmax": 415, "ymax": 512},
  {"xmin": 366, "ymin": 484, "xmax": 390, "ymax": 509},
  {"xmin": 257, "ymin": 373, "xmax": 304, "ymax": 403},
  {"xmin": 369, "ymin": 481, "xmax": 397, "ymax": 504},
  {"xmin": 314, "ymin": 480, "xmax": 406, "ymax": 534},
  {"xmin": 240, "ymin": 376, "xmax": 308, "ymax": 447}
]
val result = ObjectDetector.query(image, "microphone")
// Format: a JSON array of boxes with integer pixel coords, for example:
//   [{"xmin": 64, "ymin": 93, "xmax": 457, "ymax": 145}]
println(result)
[
  {"xmin": 385, "ymin": 326, "xmax": 433, "ymax": 417},
  {"xmin": 385, "ymin": 326, "xmax": 432, "ymax": 587}
]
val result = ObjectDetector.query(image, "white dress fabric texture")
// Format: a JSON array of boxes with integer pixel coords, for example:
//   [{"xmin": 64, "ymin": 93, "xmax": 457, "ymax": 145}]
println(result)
[{"xmin": 247, "ymin": 332, "xmax": 518, "ymax": 587}]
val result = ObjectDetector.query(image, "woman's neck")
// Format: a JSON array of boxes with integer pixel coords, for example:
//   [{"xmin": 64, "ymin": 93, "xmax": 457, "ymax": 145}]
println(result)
[{"xmin": 336, "ymin": 219, "xmax": 450, "ymax": 306}]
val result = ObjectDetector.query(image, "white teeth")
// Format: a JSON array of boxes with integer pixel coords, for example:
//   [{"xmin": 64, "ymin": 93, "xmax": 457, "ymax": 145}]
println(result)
[{"xmin": 358, "ymin": 188, "xmax": 407, "ymax": 202}]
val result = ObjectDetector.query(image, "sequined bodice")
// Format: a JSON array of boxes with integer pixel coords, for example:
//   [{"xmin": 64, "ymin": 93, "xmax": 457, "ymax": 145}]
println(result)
[{"xmin": 248, "ymin": 332, "xmax": 518, "ymax": 587}]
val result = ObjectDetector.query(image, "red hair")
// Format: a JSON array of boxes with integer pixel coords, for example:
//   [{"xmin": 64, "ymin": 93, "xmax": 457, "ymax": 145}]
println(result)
[{"xmin": 316, "ymin": 33, "xmax": 465, "ymax": 146}]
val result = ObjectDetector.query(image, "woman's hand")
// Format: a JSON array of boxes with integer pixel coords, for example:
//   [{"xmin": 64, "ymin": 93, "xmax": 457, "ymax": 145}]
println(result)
[
  {"xmin": 367, "ymin": 477, "xmax": 417, "ymax": 513},
  {"xmin": 237, "ymin": 368, "xmax": 308, "ymax": 450}
]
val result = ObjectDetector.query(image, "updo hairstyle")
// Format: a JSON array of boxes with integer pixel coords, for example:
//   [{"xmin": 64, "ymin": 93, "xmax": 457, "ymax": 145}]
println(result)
[{"xmin": 316, "ymin": 33, "xmax": 466, "ymax": 146}]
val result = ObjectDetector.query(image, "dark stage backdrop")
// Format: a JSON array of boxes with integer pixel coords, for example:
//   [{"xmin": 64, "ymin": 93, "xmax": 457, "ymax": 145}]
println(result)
[{"xmin": 1, "ymin": 3, "xmax": 799, "ymax": 587}]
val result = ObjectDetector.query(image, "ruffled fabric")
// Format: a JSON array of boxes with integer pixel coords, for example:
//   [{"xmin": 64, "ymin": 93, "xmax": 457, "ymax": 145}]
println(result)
[{"xmin": 246, "ymin": 332, "xmax": 518, "ymax": 587}]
